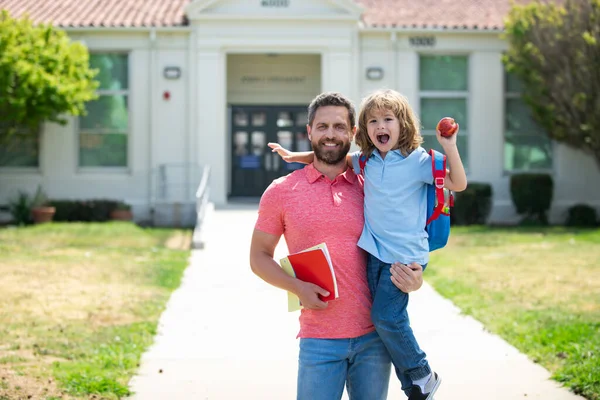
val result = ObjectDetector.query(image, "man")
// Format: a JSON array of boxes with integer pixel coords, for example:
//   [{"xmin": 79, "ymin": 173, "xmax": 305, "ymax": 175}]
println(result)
[{"xmin": 249, "ymin": 92, "xmax": 423, "ymax": 400}]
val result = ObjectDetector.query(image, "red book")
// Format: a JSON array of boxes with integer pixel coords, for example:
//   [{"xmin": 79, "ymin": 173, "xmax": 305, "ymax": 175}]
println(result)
[{"xmin": 279, "ymin": 243, "xmax": 338, "ymax": 312}]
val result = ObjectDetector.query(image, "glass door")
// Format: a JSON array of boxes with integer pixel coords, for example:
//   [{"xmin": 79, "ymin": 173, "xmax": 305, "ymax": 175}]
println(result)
[{"xmin": 230, "ymin": 105, "xmax": 309, "ymax": 197}]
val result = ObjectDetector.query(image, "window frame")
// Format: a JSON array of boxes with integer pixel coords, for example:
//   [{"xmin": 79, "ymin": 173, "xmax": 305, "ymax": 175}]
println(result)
[
  {"xmin": 417, "ymin": 53, "xmax": 470, "ymax": 169},
  {"xmin": 77, "ymin": 51, "xmax": 131, "ymax": 173},
  {"xmin": 502, "ymin": 73, "xmax": 554, "ymax": 175}
]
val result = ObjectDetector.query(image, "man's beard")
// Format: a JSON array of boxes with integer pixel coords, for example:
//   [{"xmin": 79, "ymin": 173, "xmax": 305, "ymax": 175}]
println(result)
[{"xmin": 312, "ymin": 139, "xmax": 351, "ymax": 165}]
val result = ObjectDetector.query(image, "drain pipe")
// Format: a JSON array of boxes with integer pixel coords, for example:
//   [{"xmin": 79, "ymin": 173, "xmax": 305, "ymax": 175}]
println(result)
[
  {"xmin": 148, "ymin": 28, "xmax": 157, "ymax": 223},
  {"xmin": 391, "ymin": 31, "xmax": 398, "ymax": 90}
]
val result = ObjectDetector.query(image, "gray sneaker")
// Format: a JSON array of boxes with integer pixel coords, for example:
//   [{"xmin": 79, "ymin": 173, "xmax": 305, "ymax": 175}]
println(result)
[{"xmin": 407, "ymin": 372, "xmax": 442, "ymax": 400}]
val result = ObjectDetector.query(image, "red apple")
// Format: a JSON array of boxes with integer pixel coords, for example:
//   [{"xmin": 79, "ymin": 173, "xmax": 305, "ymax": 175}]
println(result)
[{"xmin": 437, "ymin": 117, "xmax": 458, "ymax": 137}]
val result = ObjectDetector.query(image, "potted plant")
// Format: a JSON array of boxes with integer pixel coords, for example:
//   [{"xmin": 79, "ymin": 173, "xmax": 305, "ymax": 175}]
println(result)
[
  {"xmin": 30, "ymin": 186, "xmax": 55, "ymax": 224},
  {"xmin": 110, "ymin": 202, "xmax": 133, "ymax": 221}
]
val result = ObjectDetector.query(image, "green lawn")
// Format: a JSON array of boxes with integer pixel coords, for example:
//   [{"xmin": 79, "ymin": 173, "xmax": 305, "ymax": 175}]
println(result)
[
  {"xmin": 0, "ymin": 223, "xmax": 190, "ymax": 400},
  {"xmin": 427, "ymin": 226, "xmax": 600, "ymax": 400}
]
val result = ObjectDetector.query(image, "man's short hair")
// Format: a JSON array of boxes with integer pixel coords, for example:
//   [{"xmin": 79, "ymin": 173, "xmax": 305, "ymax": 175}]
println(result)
[{"xmin": 307, "ymin": 92, "xmax": 356, "ymax": 128}]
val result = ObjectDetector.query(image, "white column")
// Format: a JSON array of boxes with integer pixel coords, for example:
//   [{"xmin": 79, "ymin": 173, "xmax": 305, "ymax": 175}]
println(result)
[
  {"xmin": 197, "ymin": 49, "xmax": 227, "ymax": 205},
  {"xmin": 395, "ymin": 51, "xmax": 419, "ymax": 111},
  {"xmin": 322, "ymin": 51, "xmax": 354, "ymax": 98},
  {"xmin": 469, "ymin": 51, "xmax": 509, "ymax": 221}
]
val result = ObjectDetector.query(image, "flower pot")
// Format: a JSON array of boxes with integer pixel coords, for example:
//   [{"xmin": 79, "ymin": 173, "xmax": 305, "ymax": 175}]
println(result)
[
  {"xmin": 110, "ymin": 209, "xmax": 133, "ymax": 221},
  {"xmin": 31, "ymin": 206, "xmax": 56, "ymax": 224}
]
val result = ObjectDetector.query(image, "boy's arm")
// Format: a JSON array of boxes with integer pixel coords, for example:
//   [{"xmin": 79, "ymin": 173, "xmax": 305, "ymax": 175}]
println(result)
[
  {"xmin": 436, "ymin": 127, "xmax": 467, "ymax": 192},
  {"xmin": 268, "ymin": 142, "xmax": 314, "ymax": 164}
]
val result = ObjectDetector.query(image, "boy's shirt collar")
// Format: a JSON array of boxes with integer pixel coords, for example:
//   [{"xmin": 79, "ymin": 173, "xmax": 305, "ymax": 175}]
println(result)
[{"xmin": 372, "ymin": 148, "xmax": 406, "ymax": 160}]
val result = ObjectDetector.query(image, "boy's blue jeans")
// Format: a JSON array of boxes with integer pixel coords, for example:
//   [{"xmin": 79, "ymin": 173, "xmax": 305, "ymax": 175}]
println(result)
[
  {"xmin": 297, "ymin": 330, "xmax": 391, "ymax": 400},
  {"xmin": 367, "ymin": 253, "xmax": 431, "ymax": 393}
]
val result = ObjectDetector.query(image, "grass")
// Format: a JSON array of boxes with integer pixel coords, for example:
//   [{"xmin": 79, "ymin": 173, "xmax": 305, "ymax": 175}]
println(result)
[
  {"xmin": 427, "ymin": 226, "xmax": 600, "ymax": 400},
  {"xmin": 0, "ymin": 222, "xmax": 191, "ymax": 399}
]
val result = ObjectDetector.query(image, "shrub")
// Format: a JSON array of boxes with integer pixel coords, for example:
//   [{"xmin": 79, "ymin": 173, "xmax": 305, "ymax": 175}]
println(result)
[
  {"xmin": 8, "ymin": 191, "xmax": 32, "ymax": 225},
  {"xmin": 451, "ymin": 183, "xmax": 493, "ymax": 225},
  {"xmin": 510, "ymin": 173, "xmax": 554, "ymax": 225},
  {"xmin": 565, "ymin": 204, "xmax": 598, "ymax": 227},
  {"xmin": 49, "ymin": 199, "xmax": 120, "ymax": 222}
]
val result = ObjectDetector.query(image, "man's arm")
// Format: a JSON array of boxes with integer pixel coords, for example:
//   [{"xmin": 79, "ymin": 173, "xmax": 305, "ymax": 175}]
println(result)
[{"xmin": 249, "ymin": 229, "xmax": 329, "ymax": 310}]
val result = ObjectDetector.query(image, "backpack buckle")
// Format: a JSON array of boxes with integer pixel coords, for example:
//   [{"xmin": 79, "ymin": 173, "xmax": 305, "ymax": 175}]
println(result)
[{"xmin": 435, "ymin": 177, "xmax": 445, "ymax": 189}]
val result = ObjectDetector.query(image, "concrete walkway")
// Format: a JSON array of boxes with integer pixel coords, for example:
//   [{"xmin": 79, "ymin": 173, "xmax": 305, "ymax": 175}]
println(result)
[{"xmin": 128, "ymin": 205, "xmax": 584, "ymax": 400}]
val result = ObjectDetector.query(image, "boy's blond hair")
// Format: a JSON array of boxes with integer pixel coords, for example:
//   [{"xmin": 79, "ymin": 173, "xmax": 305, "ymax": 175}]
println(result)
[{"xmin": 355, "ymin": 89, "xmax": 423, "ymax": 159}]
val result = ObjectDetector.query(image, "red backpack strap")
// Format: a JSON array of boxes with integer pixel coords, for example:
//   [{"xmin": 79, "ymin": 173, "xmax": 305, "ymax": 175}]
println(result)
[
  {"xmin": 426, "ymin": 149, "xmax": 447, "ymax": 225},
  {"xmin": 358, "ymin": 152, "xmax": 367, "ymax": 176}
]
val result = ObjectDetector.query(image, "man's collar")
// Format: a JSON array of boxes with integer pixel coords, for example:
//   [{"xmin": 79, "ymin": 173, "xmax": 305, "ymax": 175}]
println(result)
[{"xmin": 305, "ymin": 163, "xmax": 357, "ymax": 184}]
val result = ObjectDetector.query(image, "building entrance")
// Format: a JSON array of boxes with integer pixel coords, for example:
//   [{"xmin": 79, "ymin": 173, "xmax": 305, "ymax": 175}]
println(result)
[{"xmin": 230, "ymin": 105, "xmax": 311, "ymax": 197}]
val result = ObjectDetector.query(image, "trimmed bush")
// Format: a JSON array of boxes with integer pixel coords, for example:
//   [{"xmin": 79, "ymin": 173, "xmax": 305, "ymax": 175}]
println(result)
[
  {"xmin": 49, "ymin": 199, "xmax": 120, "ymax": 222},
  {"xmin": 451, "ymin": 183, "xmax": 493, "ymax": 225},
  {"xmin": 510, "ymin": 173, "xmax": 554, "ymax": 225},
  {"xmin": 566, "ymin": 204, "xmax": 598, "ymax": 227}
]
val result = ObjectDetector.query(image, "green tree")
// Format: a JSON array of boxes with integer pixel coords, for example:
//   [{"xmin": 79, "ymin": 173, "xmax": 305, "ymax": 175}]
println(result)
[
  {"xmin": 0, "ymin": 10, "xmax": 98, "ymax": 143},
  {"xmin": 502, "ymin": 0, "xmax": 600, "ymax": 169}
]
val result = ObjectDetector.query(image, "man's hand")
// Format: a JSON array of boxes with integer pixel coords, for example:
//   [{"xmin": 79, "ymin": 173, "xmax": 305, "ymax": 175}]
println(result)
[
  {"xmin": 296, "ymin": 281, "xmax": 329, "ymax": 310},
  {"xmin": 390, "ymin": 262, "xmax": 423, "ymax": 293}
]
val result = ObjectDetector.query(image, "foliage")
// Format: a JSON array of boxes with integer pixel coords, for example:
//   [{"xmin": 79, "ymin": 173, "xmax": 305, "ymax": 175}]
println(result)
[
  {"xmin": 451, "ymin": 182, "xmax": 493, "ymax": 225},
  {"xmin": 0, "ymin": 223, "xmax": 190, "ymax": 398},
  {"xmin": 30, "ymin": 185, "xmax": 49, "ymax": 208},
  {"xmin": 8, "ymin": 191, "xmax": 32, "ymax": 225},
  {"xmin": 510, "ymin": 173, "xmax": 554, "ymax": 225},
  {"xmin": 427, "ymin": 226, "xmax": 600, "ymax": 399},
  {"xmin": 114, "ymin": 201, "xmax": 132, "ymax": 211},
  {"xmin": 566, "ymin": 204, "xmax": 598, "ymax": 227},
  {"xmin": 0, "ymin": 10, "xmax": 98, "ymax": 140},
  {"xmin": 49, "ymin": 199, "xmax": 120, "ymax": 222},
  {"xmin": 502, "ymin": 0, "xmax": 600, "ymax": 169}
]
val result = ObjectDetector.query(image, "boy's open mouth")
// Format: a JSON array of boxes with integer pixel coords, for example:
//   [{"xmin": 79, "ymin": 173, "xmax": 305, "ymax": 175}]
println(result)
[{"xmin": 376, "ymin": 134, "xmax": 390, "ymax": 144}]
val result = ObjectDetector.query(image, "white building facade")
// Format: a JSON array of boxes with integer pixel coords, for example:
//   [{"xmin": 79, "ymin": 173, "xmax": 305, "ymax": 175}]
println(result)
[{"xmin": 1, "ymin": 0, "xmax": 599, "ymax": 225}]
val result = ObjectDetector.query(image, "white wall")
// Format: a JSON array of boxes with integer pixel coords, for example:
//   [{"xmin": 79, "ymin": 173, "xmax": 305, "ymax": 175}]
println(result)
[
  {"xmin": 227, "ymin": 54, "xmax": 321, "ymax": 105},
  {"xmin": 2, "ymin": 20, "xmax": 599, "ymax": 225},
  {"xmin": 0, "ymin": 31, "xmax": 195, "ymax": 222},
  {"xmin": 358, "ymin": 32, "xmax": 600, "ymax": 224},
  {"xmin": 193, "ymin": 18, "xmax": 358, "ymax": 203}
]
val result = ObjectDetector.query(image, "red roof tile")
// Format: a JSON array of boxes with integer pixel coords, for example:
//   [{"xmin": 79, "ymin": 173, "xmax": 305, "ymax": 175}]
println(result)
[
  {"xmin": 0, "ymin": 0, "xmax": 530, "ymax": 29},
  {"xmin": 356, "ymin": 0, "xmax": 532, "ymax": 30},
  {"xmin": 0, "ymin": 0, "xmax": 191, "ymax": 27}
]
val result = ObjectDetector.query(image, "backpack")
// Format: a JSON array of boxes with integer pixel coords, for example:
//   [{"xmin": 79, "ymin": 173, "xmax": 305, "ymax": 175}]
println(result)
[{"xmin": 357, "ymin": 149, "xmax": 453, "ymax": 252}]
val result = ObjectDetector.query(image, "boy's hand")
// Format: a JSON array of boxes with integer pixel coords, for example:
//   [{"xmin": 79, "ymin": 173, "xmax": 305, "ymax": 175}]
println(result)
[
  {"xmin": 268, "ymin": 142, "xmax": 294, "ymax": 162},
  {"xmin": 436, "ymin": 123, "xmax": 459, "ymax": 148}
]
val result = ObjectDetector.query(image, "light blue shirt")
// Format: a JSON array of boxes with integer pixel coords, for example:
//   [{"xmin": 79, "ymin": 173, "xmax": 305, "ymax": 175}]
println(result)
[{"xmin": 352, "ymin": 147, "xmax": 433, "ymax": 265}]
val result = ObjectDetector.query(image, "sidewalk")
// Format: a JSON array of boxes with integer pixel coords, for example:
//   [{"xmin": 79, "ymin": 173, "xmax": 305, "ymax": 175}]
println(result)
[{"xmin": 128, "ymin": 205, "xmax": 584, "ymax": 400}]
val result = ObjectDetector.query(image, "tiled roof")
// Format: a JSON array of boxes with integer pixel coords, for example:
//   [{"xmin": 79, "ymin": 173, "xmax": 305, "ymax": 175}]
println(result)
[
  {"xmin": 356, "ymin": 0, "xmax": 531, "ymax": 30},
  {"xmin": 0, "ymin": 0, "xmax": 529, "ymax": 29},
  {"xmin": 0, "ymin": 0, "xmax": 191, "ymax": 27}
]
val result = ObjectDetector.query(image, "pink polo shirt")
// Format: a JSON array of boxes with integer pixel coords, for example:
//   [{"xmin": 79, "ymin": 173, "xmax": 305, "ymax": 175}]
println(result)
[{"xmin": 255, "ymin": 163, "xmax": 374, "ymax": 339}]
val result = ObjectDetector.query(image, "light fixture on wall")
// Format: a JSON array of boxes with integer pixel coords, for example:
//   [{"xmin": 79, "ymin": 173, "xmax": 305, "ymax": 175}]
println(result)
[
  {"xmin": 163, "ymin": 66, "xmax": 182, "ymax": 80},
  {"xmin": 366, "ymin": 67, "xmax": 384, "ymax": 81}
]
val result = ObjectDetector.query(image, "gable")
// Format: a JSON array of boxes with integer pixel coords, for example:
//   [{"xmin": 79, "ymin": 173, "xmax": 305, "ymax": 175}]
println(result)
[{"xmin": 186, "ymin": 0, "xmax": 363, "ymax": 21}]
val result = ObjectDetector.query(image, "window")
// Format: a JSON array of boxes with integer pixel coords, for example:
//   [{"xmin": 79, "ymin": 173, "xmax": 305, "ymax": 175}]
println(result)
[
  {"xmin": 419, "ymin": 55, "xmax": 469, "ymax": 168},
  {"xmin": 504, "ymin": 73, "xmax": 552, "ymax": 171},
  {"xmin": 79, "ymin": 54, "xmax": 129, "ymax": 168},
  {"xmin": 0, "ymin": 125, "xmax": 40, "ymax": 168}
]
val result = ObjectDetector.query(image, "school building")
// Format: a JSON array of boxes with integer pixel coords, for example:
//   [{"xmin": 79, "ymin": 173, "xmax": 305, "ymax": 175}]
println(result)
[{"xmin": 1, "ymin": 0, "xmax": 598, "ymax": 225}]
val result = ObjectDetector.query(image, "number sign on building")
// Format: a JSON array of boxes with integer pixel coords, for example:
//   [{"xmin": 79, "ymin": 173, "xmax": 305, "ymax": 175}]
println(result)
[
  {"xmin": 261, "ymin": 0, "xmax": 290, "ymax": 7},
  {"xmin": 409, "ymin": 36, "xmax": 436, "ymax": 47}
]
